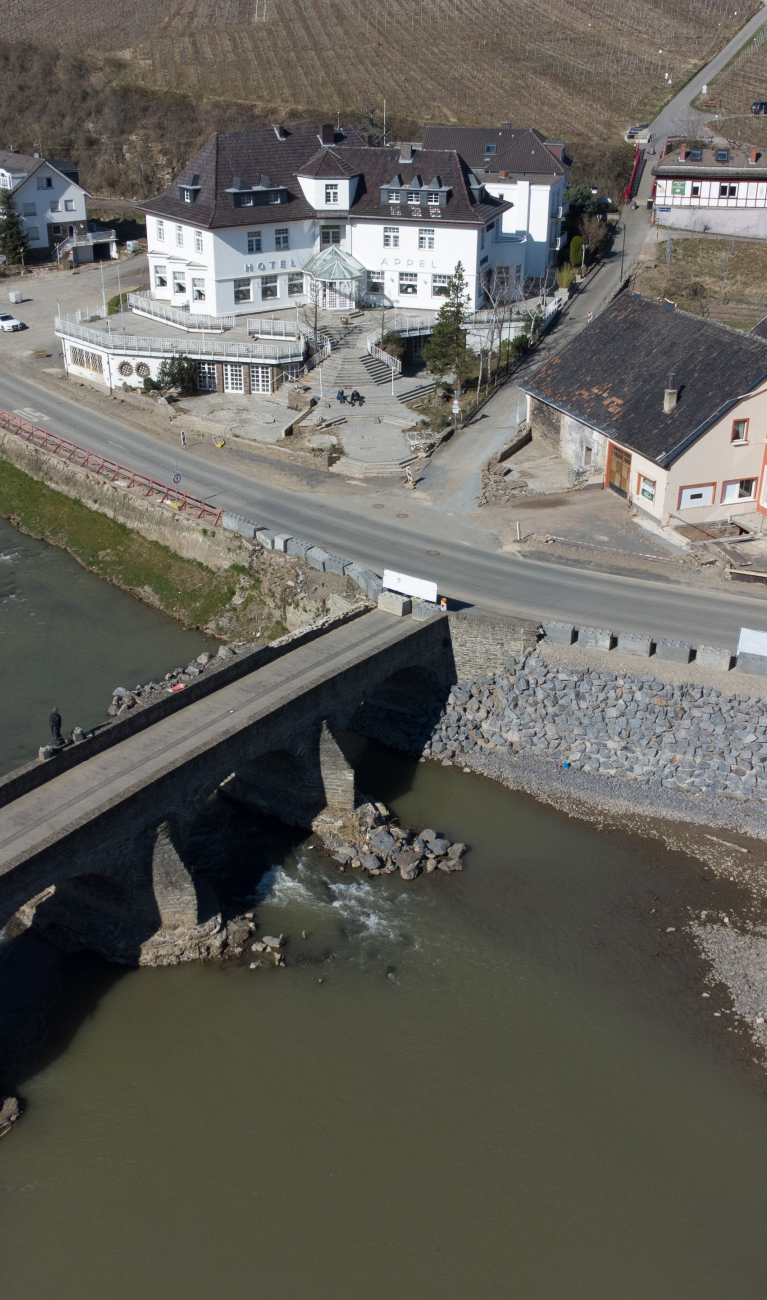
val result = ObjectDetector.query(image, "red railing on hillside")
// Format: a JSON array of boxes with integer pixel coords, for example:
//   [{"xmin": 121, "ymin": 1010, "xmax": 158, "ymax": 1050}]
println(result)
[
  {"xmin": 622, "ymin": 145, "xmax": 644, "ymax": 204},
  {"xmin": 0, "ymin": 408, "xmax": 223, "ymax": 524}
]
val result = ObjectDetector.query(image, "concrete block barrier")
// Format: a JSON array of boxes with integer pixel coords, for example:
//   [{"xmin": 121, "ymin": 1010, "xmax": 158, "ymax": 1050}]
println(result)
[
  {"xmin": 617, "ymin": 631, "xmax": 652, "ymax": 656},
  {"xmin": 412, "ymin": 599, "xmax": 440, "ymax": 621},
  {"xmin": 272, "ymin": 534, "xmax": 292, "ymax": 552},
  {"xmin": 306, "ymin": 546, "xmax": 331, "ymax": 571},
  {"xmin": 323, "ymin": 554, "xmax": 348, "ymax": 576},
  {"xmin": 696, "ymin": 645, "xmax": 733, "ymax": 671},
  {"xmin": 286, "ymin": 538, "xmax": 311, "ymax": 559},
  {"xmin": 736, "ymin": 651, "xmax": 767, "ymax": 676},
  {"xmin": 378, "ymin": 591, "xmax": 412, "ymax": 616},
  {"xmin": 655, "ymin": 638, "xmax": 692, "ymax": 663},
  {"xmin": 578, "ymin": 626, "xmax": 613, "ymax": 650},
  {"xmin": 222, "ymin": 512, "xmax": 257, "ymax": 539},
  {"xmin": 543, "ymin": 621, "xmax": 576, "ymax": 645},
  {"xmin": 256, "ymin": 528, "xmax": 275, "ymax": 549}
]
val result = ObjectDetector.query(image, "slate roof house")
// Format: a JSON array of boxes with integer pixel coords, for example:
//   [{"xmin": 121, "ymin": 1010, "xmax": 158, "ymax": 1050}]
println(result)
[
  {"xmin": 0, "ymin": 148, "xmax": 90, "ymax": 257},
  {"xmin": 138, "ymin": 123, "xmax": 522, "ymax": 316},
  {"xmin": 652, "ymin": 142, "xmax": 767, "ymax": 239},
  {"xmin": 520, "ymin": 295, "xmax": 767, "ymax": 526},
  {"xmin": 422, "ymin": 126, "xmax": 569, "ymax": 279}
]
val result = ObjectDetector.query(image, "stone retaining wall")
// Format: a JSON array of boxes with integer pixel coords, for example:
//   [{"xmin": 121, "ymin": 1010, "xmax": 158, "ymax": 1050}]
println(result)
[
  {"xmin": 362, "ymin": 647, "xmax": 767, "ymax": 804},
  {"xmin": 0, "ymin": 429, "xmax": 251, "ymax": 571}
]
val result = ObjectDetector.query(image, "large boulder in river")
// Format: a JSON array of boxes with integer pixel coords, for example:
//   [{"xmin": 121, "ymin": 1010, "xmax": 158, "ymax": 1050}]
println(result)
[
  {"xmin": 429, "ymin": 838, "xmax": 451, "ymax": 857},
  {"xmin": 399, "ymin": 853, "xmax": 421, "ymax": 881},
  {"xmin": 0, "ymin": 1097, "xmax": 21, "ymax": 1135},
  {"xmin": 369, "ymin": 829, "xmax": 397, "ymax": 855}
]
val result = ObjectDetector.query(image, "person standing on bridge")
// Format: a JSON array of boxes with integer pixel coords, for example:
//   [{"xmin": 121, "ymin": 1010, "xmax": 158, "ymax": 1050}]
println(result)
[{"xmin": 49, "ymin": 706, "xmax": 63, "ymax": 748}]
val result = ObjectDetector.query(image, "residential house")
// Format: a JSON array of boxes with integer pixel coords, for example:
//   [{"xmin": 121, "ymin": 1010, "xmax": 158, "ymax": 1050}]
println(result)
[
  {"xmin": 652, "ymin": 143, "xmax": 767, "ymax": 238},
  {"xmin": 519, "ymin": 295, "xmax": 767, "ymax": 526},
  {"xmin": 137, "ymin": 123, "xmax": 519, "ymax": 316},
  {"xmin": 0, "ymin": 149, "xmax": 89, "ymax": 256},
  {"xmin": 422, "ymin": 126, "xmax": 569, "ymax": 280}
]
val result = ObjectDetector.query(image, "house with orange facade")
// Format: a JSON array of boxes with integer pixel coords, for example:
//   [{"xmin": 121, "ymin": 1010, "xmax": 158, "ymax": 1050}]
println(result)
[{"xmin": 520, "ymin": 295, "xmax": 767, "ymax": 529}]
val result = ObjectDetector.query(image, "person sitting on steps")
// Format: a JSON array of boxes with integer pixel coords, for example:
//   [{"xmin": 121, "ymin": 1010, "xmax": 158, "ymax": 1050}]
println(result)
[
  {"xmin": 350, "ymin": 389, "xmax": 360, "ymax": 407},
  {"xmin": 336, "ymin": 388, "xmax": 346, "ymax": 404}
]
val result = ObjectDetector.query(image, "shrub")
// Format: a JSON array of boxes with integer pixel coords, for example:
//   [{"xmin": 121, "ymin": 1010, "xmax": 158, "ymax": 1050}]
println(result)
[
  {"xmin": 155, "ymin": 355, "xmax": 199, "ymax": 395},
  {"xmin": 557, "ymin": 264, "xmax": 575, "ymax": 289},
  {"xmin": 107, "ymin": 291, "xmax": 129, "ymax": 314},
  {"xmin": 569, "ymin": 236, "xmax": 583, "ymax": 270}
]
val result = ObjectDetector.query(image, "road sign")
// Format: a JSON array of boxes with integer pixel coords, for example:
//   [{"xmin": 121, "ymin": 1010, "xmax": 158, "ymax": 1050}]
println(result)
[
  {"xmin": 452, "ymin": 400, "xmax": 460, "ymax": 414},
  {"xmin": 173, "ymin": 474, "xmax": 181, "ymax": 484}
]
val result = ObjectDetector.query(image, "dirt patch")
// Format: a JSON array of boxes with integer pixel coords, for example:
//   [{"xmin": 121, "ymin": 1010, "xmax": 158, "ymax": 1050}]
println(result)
[{"xmin": 631, "ymin": 233, "xmax": 767, "ymax": 328}]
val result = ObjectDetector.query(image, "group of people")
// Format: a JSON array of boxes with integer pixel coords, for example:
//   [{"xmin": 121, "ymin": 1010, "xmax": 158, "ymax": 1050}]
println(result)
[{"xmin": 336, "ymin": 388, "xmax": 363, "ymax": 407}]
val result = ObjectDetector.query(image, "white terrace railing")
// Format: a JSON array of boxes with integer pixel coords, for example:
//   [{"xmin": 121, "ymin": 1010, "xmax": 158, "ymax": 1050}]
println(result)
[
  {"xmin": 55, "ymin": 228, "xmax": 115, "ymax": 258},
  {"xmin": 128, "ymin": 293, "xmax": 234, "ymax": 333},
  {"xmin": 246, "ymin": 316, "xmax": 302, "ymax": 339},
  {"xmin": 55, "ymin": 317, "xmax": 306, "ymax": 364},
  {"xmin": 366, "ymin": 336, "xmax": 402, "ymax": 374}
]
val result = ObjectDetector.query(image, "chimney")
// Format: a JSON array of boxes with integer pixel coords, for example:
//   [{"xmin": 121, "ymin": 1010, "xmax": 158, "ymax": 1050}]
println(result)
[
  {"xmin": 750, "ymin": 146, "xmax": 759, "ymax": 164},
  {"xmin": 498, "ymin": 170, "xmax": 509, "ymax": 178},
  {"xmin": 680, "ymin": 144, "xmax": 688, "ymax": 161},
  {"xmin": 320, "ymin": 123, "xmax": 335, "ymax": 145},
  {"xmin": 399, "ymin": 142, "xmax": 413, "ymax": 164},
  {"xmin": 365, "ymin": 133, "xmax": 374, "ymax": 147},
  {"xmin": 663, "ymin": 371, "xmax": 678, "ymax": 414}
]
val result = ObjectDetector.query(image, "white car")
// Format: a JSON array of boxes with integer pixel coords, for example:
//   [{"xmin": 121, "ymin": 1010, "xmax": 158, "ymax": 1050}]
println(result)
[{"xmin": 0, "ymin": 312, "xmax": 23, "ymax": 332}]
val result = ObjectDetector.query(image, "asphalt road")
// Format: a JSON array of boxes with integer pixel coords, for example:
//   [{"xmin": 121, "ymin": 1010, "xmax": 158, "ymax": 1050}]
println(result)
[{"xmin": 2, "ymin": 366, "xmax": 766, "ymax": 650}]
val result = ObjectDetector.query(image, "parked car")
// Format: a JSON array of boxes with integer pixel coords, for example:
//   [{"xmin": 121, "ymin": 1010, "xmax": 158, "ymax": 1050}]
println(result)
[
  {"xmin": 0, "ymin": 313, "xmax": 23, "ymax": 332},
  {"xmin": 751, "ymin": 100, "xmax": 767, "ymax": 114}
]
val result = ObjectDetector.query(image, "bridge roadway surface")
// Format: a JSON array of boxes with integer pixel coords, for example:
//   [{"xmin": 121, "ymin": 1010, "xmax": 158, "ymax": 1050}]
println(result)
[
  {"xmin": 2, "ymin": 371, "xmax": 767, "ymax": 651},
  {"xmin": 0, "ymin": 609, "xmax": 416, "ymax": 874}
]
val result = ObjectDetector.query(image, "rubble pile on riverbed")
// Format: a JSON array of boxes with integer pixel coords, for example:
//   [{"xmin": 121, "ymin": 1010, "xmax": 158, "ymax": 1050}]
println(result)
[{"xmin": 314, "ymin": 801, "xmax": 465, "ymax": 880}]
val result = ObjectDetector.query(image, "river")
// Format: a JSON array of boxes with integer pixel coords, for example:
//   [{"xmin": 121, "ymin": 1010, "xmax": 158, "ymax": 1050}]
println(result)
[
  {"xmin": 0, "ymin": 515, "xmax": 213, "ymax": 775},
  {"xmin": 2, "ymin": 523, "xmax": 767, "ymax": 1299}
]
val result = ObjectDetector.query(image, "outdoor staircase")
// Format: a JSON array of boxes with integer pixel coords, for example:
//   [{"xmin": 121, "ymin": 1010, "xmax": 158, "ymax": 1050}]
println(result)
[
  {"xmin": 396, "ymin": 379, "xmax": 436, "ymax": 404},
  {"xmin": 361, "ymin": 353, "xmax": 395, "ymax": 385}
]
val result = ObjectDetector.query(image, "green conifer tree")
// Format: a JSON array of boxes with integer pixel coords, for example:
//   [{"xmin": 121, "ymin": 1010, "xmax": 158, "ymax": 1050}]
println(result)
[
  {"xmin": 422, "ymin": 262, "xmax": 470, "ymax": 378},
  {"xmin": 0, "ymin": 188, "xmax": 28, "ymax": 265}
]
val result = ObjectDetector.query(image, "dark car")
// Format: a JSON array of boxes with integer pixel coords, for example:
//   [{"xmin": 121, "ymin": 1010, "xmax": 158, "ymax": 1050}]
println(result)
[{"xmin": 751, "ymin": 100, "xmax": 767, "ymax": 114}]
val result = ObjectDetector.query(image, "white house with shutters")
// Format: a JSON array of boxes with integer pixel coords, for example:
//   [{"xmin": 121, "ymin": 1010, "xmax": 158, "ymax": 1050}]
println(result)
[
  {"xmin": 137, "ymin": 123, "xmax": 522, "ymax": 317},
  {"xmin": 0, "ymin": 149, "xmax": 90, "ymax": 256}
]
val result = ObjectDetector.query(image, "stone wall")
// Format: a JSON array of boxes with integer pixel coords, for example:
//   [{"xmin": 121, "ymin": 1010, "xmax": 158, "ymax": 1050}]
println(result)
[
  {"xmin": 528, "ymin": 395, "xmax": 562, "ymax": 454},
  {"xmin": 0, "ymin": 428, "xmax": 251, "ymax": 572},
  {"xmin": 448, "ymin": 609, "xmax": 539, "ymax": 679},
  {"xmin": 421, "ymin": 650, "xmax": 767, "ymax": 802}
]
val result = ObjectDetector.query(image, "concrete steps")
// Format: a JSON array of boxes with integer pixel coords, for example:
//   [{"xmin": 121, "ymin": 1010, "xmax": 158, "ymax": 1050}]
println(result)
[{"xmin": 397, "ymin": 380, "xmax": 436, "ymax": 404}]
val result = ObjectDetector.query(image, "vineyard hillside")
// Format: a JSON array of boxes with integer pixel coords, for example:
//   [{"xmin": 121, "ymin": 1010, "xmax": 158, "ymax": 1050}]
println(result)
[{"xmin": 0, "ymin": 0, "xmax": 757, "ymax": 143}]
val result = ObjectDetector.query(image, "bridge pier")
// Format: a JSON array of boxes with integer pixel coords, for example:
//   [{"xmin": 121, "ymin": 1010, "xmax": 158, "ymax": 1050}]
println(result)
[{"xmin": 221, "ymin": 718, "xmax": 355, "ymax": 828}]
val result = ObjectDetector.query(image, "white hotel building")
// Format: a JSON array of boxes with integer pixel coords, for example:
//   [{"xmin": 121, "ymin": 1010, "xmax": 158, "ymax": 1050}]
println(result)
[{"xmin": 138, "ymin": 123, "xmax": 524, "ymax": 316}]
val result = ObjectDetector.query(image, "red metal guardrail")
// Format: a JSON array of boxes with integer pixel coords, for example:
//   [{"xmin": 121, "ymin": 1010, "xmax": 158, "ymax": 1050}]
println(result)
[
  {"xmin": 0, "ymin": 408, "xmax": 223, "ymax": 524},
  {"xmin": 622, "ymin": 145, "xmax": 644, "ymax": 205}
]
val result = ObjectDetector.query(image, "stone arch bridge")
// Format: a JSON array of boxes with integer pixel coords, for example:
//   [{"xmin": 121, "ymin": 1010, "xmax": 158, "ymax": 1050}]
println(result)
[{"xmin": 0, "ymin": 607, "xmax": 535, "ymax": 964}]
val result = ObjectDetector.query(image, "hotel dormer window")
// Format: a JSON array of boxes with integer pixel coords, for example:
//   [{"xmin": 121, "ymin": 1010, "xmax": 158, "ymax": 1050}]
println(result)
[
  {"xmin": 268, "ymin": 191, "xmax": 281, "ymax": 204},
  {"xmin": 427, "ymin": 191, "xmax": 440, "ymax": 204},
  {"xmin": 407, "ymin": 191, "xmax": 419, "ymax": 204},
  {"xmin": 389, "ymin": 191, "xmax": 400, "ymax": 203},
  {"xmin": 325, "ymin": 184, "xmax": 339, "ymax": 204}
]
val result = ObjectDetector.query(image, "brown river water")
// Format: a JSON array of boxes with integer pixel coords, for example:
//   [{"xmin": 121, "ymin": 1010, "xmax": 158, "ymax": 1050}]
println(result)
[{"xmin": 2, "ymin": 519, "xmax": 767, "ymax": 1298}]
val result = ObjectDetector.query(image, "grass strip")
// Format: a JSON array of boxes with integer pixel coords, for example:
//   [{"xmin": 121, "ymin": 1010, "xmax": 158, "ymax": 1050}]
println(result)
[{"xmin": 0, "ymin": 458, "xmax": 238, "ymax": 628}]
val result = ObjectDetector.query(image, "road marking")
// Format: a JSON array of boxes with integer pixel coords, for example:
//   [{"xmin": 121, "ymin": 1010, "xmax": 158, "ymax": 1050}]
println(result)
[{"xmin": 13, "ymin": 407, "xmax": 49, "ymax": 422}]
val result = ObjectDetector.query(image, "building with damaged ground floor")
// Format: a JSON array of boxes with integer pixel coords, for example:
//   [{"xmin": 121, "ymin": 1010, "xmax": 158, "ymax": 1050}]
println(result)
[{"xmin": 519, "ymin": 294, "xmax": 767, "ymax": 528}]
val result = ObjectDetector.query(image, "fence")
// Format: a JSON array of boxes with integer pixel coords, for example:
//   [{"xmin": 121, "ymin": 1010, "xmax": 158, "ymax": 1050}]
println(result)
[
  {"xmin": 246, "ymin": 316, "xmax": 303, "ymax": 339},
  {"xmin": 55, "ymin": 229, "xmax": 115, "ymax": 258},
  {"xmin": 366, "ymin": 337, "xmax": 402, "ymax": 373},
  {"xmin": 128, "ymin": 293, "xmax": 234, "ymax": 333},
  {"xmin": 0, "ymin": 408, "xmax": 223, "ymax": 523}
]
